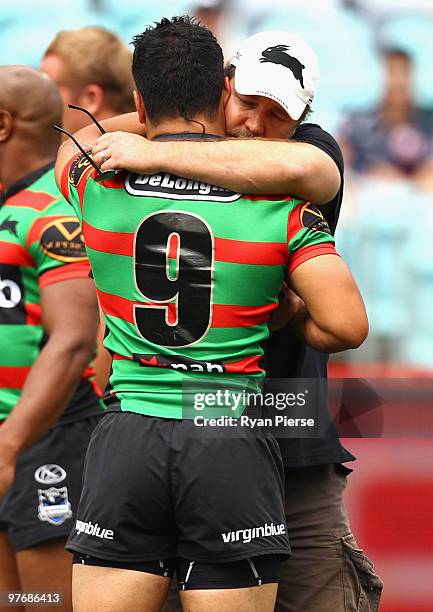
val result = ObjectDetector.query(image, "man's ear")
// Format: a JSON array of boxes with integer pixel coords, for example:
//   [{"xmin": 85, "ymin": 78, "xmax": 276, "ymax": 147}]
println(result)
[
  {"xmin": 0, "ymin": 109, "xmax": 14, "ymax": 143},
  {"xmin": 77, "ymin": 84, "xmax": 105, "ymax": 117},
  {"xmin": 222, "ymin": 76, "xmax": 232, "ymax": 110},
  {"xmin": 133, "ymin": 90, "xmax": 147, "ymax": 125}
]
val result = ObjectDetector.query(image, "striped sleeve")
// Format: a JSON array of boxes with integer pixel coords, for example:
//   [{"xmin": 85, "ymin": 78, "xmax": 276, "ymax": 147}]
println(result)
[
  {"xmin": 60, "ymin": 150, "xmax": 97, "ymax": 218},
  {"xmin": 39, "ymin": 261, "xmax": 91, "ymax": 288},
  {"xmin": 287, "ymin": 201, "xmax": 338, "ymax": 275}
]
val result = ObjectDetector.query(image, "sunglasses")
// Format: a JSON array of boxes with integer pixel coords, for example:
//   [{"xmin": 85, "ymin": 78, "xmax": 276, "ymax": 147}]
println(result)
[{"xmin": 54, "ymin": 104, "xmax": 120, "ymax": 181}]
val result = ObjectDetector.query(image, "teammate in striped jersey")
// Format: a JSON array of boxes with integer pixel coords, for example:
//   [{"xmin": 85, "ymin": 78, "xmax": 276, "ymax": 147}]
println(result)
[
  {"xmin": 0, "ymin": 66, "xmax": 102, "ymax": 611},
  {"xmin": 55, "ymin": 17, "xmax": 368, "ymax": 612}
]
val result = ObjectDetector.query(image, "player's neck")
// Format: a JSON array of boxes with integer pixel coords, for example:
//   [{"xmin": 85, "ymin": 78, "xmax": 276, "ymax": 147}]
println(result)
[
  {"xmin": 0, "ymin": 141, "xmax": 55, "ymax": 191},
  {"xmin": 146, "ymin": 115, "xmax": 225, "ymax": 140}
]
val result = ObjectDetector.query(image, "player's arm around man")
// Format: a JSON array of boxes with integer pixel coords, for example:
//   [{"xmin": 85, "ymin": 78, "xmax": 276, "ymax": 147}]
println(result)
[
  {"xmin": 59, "ymin": 31, "xmax": 338, "ymax": 212},
  {"xmin": 83, "ymin": 111, "xmax": 339, "ymax": 208},
  {"xmin": 65, "ymin": 27, "xmax": 339, "ymax": 211},
  {"xmin": 93, "ymin": 127, "xmax": 339, "ymax": 205}
]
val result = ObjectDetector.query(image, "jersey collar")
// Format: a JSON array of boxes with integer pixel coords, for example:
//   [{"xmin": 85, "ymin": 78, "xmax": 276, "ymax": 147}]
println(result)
[
  {"xmin": 154, "ymin": 132, "xmax": 222, "ymax": 142},
  {"xmin": 2, "ymin": 161, "xmax": 55, "ymax": 203}
]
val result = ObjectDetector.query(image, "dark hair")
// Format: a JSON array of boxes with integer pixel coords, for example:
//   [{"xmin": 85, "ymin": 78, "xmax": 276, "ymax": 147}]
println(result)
[
  {"xmin": 224, "ymin": 64, "xmax": 312, "ymax": 124},
  {"xmin": 132, "ymin": 16, "xmax": 224, "ymax": 124},
  {"xmin": 381, "ymin": 47, "xmax": 412, "ymax": 63}
]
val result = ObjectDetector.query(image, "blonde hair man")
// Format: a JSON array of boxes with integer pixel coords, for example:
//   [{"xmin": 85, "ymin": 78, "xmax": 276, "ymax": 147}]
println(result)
[{"xmin": 42, "ymin": 26, "xmax": 135, "ymax": 134}]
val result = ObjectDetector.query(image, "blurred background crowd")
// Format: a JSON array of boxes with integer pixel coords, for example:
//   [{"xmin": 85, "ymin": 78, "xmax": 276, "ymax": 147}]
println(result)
[{"xmin": 2, "ymin": 2, "xmax": 433, "ymax": 611}]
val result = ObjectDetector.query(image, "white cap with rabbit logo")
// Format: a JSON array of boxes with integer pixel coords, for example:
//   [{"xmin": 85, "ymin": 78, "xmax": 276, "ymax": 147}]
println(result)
[{"xmin": 231, "ymin": 31, "xmax": 319, "ymax": 120}]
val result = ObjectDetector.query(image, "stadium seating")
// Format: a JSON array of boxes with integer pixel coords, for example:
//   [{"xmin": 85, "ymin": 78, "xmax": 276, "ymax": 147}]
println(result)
[
  {"xmin": 404, "ymin": 194, "xmax": 433, "ymax": 366},
  {"xmin": 337, "ymin": 178, "xmax": 433, "ymax": 366},
  {"xmin": 103, "ymin": 0, "xmax": 187, "ymax": 43}
]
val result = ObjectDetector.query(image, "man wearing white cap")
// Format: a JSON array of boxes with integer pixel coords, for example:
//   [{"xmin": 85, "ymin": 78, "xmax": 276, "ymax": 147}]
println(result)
[
  {"xmin": 83, "ymin": 28, "xmax": 383, "ymax": 612},
  {"xmin": 230, "ymin": 31, "xmax": 318, "ymax": 121},
  {"xmin": 94, "ymin": 30, "xmax": 338, "ymax": 207}
]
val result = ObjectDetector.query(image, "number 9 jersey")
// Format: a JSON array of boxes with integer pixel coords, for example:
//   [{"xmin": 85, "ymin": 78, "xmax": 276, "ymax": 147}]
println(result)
[{"xmin": 61, "ymin": 145, "xmax": 337, "ymax": 419}]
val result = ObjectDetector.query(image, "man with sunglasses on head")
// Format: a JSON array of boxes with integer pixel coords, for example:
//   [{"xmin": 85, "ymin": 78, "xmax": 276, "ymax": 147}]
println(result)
[
  {"xmin": 86, "ymin": 30, "xmax": 383, "ymax": 612},
  {"xmin": 0, "ymin": 66, "xmax": 102, "ymax": 611},
  {"xmin": 55, "ymin": 17, "xmax": 368, "ymax": 612}
]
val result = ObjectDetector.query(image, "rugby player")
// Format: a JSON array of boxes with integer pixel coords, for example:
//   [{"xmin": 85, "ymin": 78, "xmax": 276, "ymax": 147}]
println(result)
[
  {"xmin": 0, "ymin": 67, "xmax": 101, "ymax": 611},
  {"xmin": 91, "ymin": 30, "xmax": 384, "ymax": 612},
  {"xmin": 55, "ymin": 17, "xmax": 368, "ymax": 612}
]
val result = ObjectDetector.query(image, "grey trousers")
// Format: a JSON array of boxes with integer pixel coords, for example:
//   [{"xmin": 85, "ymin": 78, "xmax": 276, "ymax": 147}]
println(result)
[{"xmin": 275, "ymin": 464, "xmax": 383, "ymax": 612}]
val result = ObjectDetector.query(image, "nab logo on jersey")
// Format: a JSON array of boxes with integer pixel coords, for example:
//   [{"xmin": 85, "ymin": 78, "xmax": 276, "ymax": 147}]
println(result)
[
  {"xmin": 126, "ymin": 172, "xmax": 242, "ymax": 202},
  {"xmin": 40, "ymin": 217, "xmax": 87, "ymax": 262},
  {"xmin": 133, "ymin": 352, "xmax": 225, "ymax": 374}
]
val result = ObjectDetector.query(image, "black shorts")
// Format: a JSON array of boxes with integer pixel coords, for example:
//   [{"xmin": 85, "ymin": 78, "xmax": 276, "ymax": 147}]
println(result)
[
  {"xmin": 72, "ymin": 552, "xmax": 282, "ymax": 590},
  {"xmin": 67, "ymin": 411, "xmax": 290, "ymax": 564},
  {"xmin": 0, "ymin": 413, "xmax": 103, "ymax": 552}
]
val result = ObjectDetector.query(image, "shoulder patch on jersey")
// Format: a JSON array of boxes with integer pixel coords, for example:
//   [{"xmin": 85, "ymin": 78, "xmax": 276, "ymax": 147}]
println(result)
[
  {"xmin": 300, "ymin": 203, "xmax": 331, "ymax": 235},
  {"xmin": 40, "ymin": 217, "xmax": 87, "ymax": 262},
  {"xmin": 69, "ymin": 152, "xmax": 94, "ymax": 188}
]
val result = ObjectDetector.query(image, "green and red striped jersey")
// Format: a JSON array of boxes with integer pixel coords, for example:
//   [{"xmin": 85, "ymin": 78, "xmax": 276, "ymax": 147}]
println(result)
[
  {"xmin": 0, "ymin": 163, "xmax": 101, "ymax": 421},
  {"xmin": 61, "ymin": 142, "xmax": 337, "ymax": 418}
]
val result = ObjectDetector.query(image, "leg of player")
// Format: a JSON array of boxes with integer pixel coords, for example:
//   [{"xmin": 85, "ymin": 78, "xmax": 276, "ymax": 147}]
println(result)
[
  {"xmin": 176, "ymin": 554, "xmax": 281, "ymax": 612},
  {"xmin": 72, "ymin": 565, "xmax": 171, "ymax": 612},
  {"xmin": 0, "ymin": 531, "xmax": 24, "ymax": 612},
  {"xmin": 180, "ymin": 583, "xmax": 278, "ymax": 612},
  {"xmin": 15, "ymin": 538, "xmax": 72, "ymax": 612}
]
